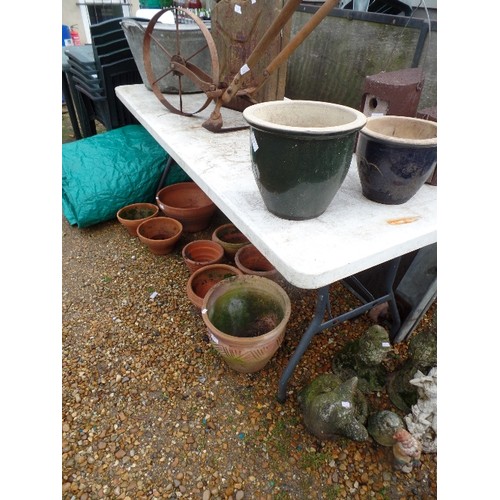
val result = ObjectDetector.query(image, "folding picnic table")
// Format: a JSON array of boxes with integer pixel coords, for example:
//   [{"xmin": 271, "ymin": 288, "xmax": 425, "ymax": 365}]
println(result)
[{"xmin": 116, "ymin": 84, "xmax": 437, "ymax": 402}]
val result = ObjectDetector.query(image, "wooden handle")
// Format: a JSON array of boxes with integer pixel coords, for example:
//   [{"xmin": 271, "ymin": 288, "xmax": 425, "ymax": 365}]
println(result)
[{"xmin": 221, "ymin": 0, "xmax": 302, "ymax": 103}]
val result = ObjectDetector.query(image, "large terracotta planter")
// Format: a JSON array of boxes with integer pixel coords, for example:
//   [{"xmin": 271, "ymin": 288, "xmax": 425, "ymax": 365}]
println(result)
[
  {"xmin": 186, "ymin": 264, "xmax": 242, "ymax": 309},
  {"xmin": 137, "ymin": 216, "xmax": 183, "ymax": 255},
  {"xmin": 211, "ymin": 223, "xmax": 250, "ymax": 259},
  {"xmin": 182, "ymin": 239, "xmax": 225, "ymax": 275},
  {"xmin": 235, "ymin": 244, "xmax": 279, "ymax": 282},
  {"xmin": 355, "ymin": 115, "xmax": 437, "ymax": 205},
  {"xmin": 201, "ymin": 275, "xmax": 291, "ymax": 373},
  {"xmin": 242, "ymin": 100, "xmax": 367, "ymax": 220},
  {"xmin": 156, "ymin": 182, "xmax": 217, "ymax": 232},
  {"xmin": 116, "ymin": 202, "xmax": 159, "ymax": 236}
]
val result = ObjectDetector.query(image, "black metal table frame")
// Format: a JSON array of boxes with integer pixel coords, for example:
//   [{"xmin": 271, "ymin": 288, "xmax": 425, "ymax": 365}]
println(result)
[{"xmin": 277, "ymin": 256, "xmax": 401, "ymax": 403}]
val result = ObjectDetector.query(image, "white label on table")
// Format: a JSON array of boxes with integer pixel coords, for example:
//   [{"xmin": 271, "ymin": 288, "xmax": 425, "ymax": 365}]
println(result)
[
  {"xmin": 341, "ymin": 401, "xmax": 351, "ymax": 408},
  {"xmin": 240, "ymin": 63, "xmax": 250, "ymax": 75},
  {"xmin": 234, "ymin": 4, "xmax": 242, "ymax": 14},
  {"xmin": 251, "ymin": 130, "xmax": 259, "ymax": 152},
  {"xmin": 382, "ymin": 342, "xmax": 390, "ymax": 347}
]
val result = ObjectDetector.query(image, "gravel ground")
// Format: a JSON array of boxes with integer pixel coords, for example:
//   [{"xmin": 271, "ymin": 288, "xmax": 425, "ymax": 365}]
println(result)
[{"xmin": 62, "ymin": 208, "xmax": 437, "ymax": 500}]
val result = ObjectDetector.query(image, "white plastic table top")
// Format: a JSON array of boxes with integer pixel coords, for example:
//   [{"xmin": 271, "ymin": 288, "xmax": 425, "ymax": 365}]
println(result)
[{"xmin": 116, "ymin": 84, "xmax": 437, "ymax": 290}]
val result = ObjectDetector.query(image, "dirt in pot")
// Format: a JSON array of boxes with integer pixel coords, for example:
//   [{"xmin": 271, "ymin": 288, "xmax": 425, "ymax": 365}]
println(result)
[
  {"xmin": 149, "ymin": 232, "xmax": 173, "ymax": 240},
  {"xmin": 219, "ymin": 227, "xmax": 249, "ymax": 244},
  {"xmin": 209, "ymin": 290, "xmax": 284, "ymax": 337},
  {"xmin": 121, "ymin": 207, "xmax": 156, "ymax": 220}
]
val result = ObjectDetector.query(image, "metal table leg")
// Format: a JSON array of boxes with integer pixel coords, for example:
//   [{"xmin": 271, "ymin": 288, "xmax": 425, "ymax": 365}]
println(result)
[
  {"xmin": 156, "ymin": 156, "xmax": 174, "ymax": 194},
  {"xmin": 277, "ymin": 256, "xmax": 401, "ymax": 403}
]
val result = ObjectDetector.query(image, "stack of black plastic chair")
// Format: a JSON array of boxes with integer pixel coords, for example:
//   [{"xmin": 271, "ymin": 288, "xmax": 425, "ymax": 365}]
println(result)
[
  {"xmin": 67, "ymin": 17, "xmax": 148, "ymax": 137},
  {"xmin": 64, "ymin": 45, "xmax": 101, "ymax": 137}
]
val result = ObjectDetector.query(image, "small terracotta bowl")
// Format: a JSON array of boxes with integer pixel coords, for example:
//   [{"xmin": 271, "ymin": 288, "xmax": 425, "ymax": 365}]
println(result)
[
  {"xmin": 137, "ymin": 216, "xmax": 183, "ymax": 255},
  {"xmin": 182, "ymin": 239, "xmax": 225, "ymax": 275},
  {"xmin": 211, "ymin": 223, "xmax": 250, "ymax": 258},
  {"xmin": 186, "ymin": 264, "xmax": 242, "ymax": 309},
  {"xmin": 235, "ymin": 244, "xmax": 279, "ymax": 281},
  {"xmin": 156, "ymin": 182, "xmax": 217, "ymax": 233},
  {"xmin": 116, "ymin": 202, "xmax": 159, "ymax": 236}
]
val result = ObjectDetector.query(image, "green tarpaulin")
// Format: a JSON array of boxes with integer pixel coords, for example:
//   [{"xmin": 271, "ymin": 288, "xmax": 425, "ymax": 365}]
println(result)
[{"xmin": 62, "ymin": 125, "xmax": 190, "ymax": 228}]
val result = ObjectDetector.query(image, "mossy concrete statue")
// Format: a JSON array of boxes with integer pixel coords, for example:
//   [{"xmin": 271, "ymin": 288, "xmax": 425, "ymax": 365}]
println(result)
[
  {"xmin": 298, "ymin": 373, "xmax": 369, "ymax": 442},
  {"xmin": 387, "ymin": 329, "xmax": 437, "ymax": 412},
  {"xmin": 331, "ymin": 325, "xmax": 392, "ymax": 393},
  {"xmin": 367, "ymin": 410, "xmax": 405, "ymax": 447}
]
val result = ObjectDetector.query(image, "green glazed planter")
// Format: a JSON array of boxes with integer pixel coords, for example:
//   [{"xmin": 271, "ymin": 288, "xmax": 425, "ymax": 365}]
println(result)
[{"xmin": 242, "ymin": 100, "xmax": 367, "ymax": 220}]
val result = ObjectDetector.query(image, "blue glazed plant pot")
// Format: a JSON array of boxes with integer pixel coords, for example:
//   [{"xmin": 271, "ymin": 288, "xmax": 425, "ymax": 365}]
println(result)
[
  {"xmin": 242, "ymin": 100, "xmax": 367, "ymax": 220},
  {"xmin": 355, "ymin": 116, "xmax": 437, "ymax": 205}
]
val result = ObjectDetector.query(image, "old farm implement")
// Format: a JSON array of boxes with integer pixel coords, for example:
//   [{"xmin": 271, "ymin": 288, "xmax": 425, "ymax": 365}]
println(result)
[{"xmin": 141, "ymin": 0, "xmax": 341, "ymax": 132}]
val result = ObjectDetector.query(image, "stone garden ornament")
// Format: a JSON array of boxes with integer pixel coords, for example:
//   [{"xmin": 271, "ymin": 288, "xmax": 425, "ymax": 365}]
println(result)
[
  {"xmin": 298, "ymin": 373, "xmax": 369, "ymax": 442},
  {"xmin": 404, "ymin": 367, "xmax": 437, "ymax": 453},
  {"xmin": 387, "ymin": 329, "xmax": 437, "ymax": 412},
  {"xmin": 392, "ymin": 428, "xmax": 423, "ymax": 473},
  {"xmin": 331, "ymin": 325, "xmax": 392, "ymax": 393}
]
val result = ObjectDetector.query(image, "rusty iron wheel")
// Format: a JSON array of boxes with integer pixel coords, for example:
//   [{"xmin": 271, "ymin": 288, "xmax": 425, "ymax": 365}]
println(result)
[{"xmin": 143, "ymin": 7, "xmax": 220, "ymax": 116}]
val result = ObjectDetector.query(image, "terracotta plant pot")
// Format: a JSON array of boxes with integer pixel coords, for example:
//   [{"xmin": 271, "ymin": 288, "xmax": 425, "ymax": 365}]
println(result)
[
  {"xmin": 116, "ymin": 202, "xmax": 159, "ymax": 236},
  {"xmin": 186, "ymin": 264, "xmax": 243, "ymax": 309},
  {"xmin": 201, "ymin": 275, "xmax": 291, "ymax": 373},
  {"xmin": 235, "ymin": 244, "xmax": 279, "ymax": 281},
  {"xmin": 182, "ymin": 239, "xmax": 225, "ymax": 275},
  {"xmin": 355, "ymin": 115, "xmax": 437, "ymax": 205},
  {"xmin": 211, "ymin": 223, "xmax": 250, "ymax": 259},
  {"xmin": 137, "ymin": 216, "xmax": 183, "ymax": 255},
  {"xmin": 242, "ymin": 100, "xmax": 367, "ymax": 220},
  {"xmin": 156, "ymin": 182, "xmax": 217, "ymax": 232}
]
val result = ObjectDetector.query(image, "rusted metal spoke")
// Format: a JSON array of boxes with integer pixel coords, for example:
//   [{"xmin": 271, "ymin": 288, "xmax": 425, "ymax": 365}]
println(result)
[
  {"xmin": 151, "ymin": 67, "xmax": 175, "ymax": 86},
  {"xmin": 148, "ymin": 33, "xmax": 175, "ymax": 59},
  {"xmin": 175, "ymin": 9, "xmax": 181, "ymax": 56},
  {"xmin": 177, "ymin": 75, "xmax": 184, "ymax": 112},
  {"xmin": 183, "ymin": 43, "xmax": 209, "ymax": 64}
]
